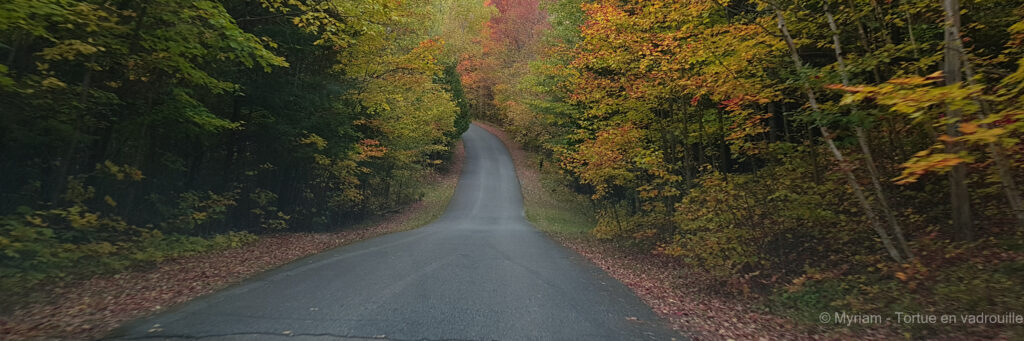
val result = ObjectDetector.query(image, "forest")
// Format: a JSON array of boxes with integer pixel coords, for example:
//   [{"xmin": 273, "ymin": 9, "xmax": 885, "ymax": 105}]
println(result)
[
  {"xmin": 461, "ymin": 0, "xmax": 1024, "ymax": 337},
  {"xmin": 3, "ymin": 0, "xmax": 1024, "ymax": 338},
  {"xmin": 0, "ymin": 0, "xmax": 489, "ymax": 298}
]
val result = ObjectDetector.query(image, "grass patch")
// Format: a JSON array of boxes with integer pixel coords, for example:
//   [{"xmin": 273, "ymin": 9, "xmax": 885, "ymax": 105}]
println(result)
[
  {"xmin": 401, "ymin": 183, "xmax": 457, "ymax": 230},
  {"xmin": 393, "ymin": 156, "xmax": 463, "ymax": 232},
  {"xmin": 523, "ymin": 159, "xmax": 596, "ymax": 236}
]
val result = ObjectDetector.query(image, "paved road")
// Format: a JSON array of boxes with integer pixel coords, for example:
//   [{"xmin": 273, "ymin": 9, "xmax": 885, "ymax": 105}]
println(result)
[{"xmin": 110, "ymin": 124, "xmax": 682, "ymax": 341}]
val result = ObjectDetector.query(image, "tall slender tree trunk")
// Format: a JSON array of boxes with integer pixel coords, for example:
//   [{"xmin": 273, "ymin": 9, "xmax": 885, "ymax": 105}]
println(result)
[
  {"xmin": 50, "ymin": 55, "xmax": 97, "ymax": 203},
  {"xmin": 716, "ymin": 109, "xmax": 730, "ymax": 183},
  {"xmin": 962, "ymin": 54, "xmax": 1024, "ymax": 228},
  {"xmin": 902, "ymin": 2, "xmax": 920, "ymax": 60},
  {"xmin": 698, "ymin": 114, "xmax": 708, "ymax": 167},
  {"xmin": 5, "ymin": 38, "xmax": 17, "ymax": 67},
  {"xmin": 868, "ymin": 0, "xmax": 893, "ymax": 45},
  {"xmin": 854, "ymin": 128, "xmax": 913, "ymax": 257},
  {"xmin": 942, "ymin": 0, "xmax": 974, "ymax": 241},
  {"xmin": 847, "ymin": 0, "xmax": 883, "ymax": 83},
  {"xmin": 776, "ymin": 7, "xmax": 905, "ymax": 263},
  {"xmin": 679, "ymin": 106, "xmax": 694, "ymax": 194},
  {"xmin": 826, "ymin": 3, "xmax": 913, "ymax": 259}
]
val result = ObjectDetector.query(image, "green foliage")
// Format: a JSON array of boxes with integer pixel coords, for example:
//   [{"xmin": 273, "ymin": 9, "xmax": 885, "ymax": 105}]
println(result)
[
  {"xmin": 658, "ymin": 149, "xmax": 862, "ymax": 291},
  {"xmin": 0, "ymin": 0, "xmax": 485, "ymax": 226},
  {"xmin": 0, "ymin": 204, "xmax": 257, "ymax": 299},
  {"xmin": 441, "ymin": 63, "xmax": 472, "ymax": 139},
  {"xmin": 159, "ymin": 190, "xmax": 239, "ymax": 233},
  {"xmin": 772, "ymin": 236, "xmax": 1024, "ymax": 337},
  {"xmin": 0, "ymin": 0, "xmax": 488, "ymax": 299},
  {"xmin": 770, "ymin": 276, "xmax": 868, "ymax": 324}
]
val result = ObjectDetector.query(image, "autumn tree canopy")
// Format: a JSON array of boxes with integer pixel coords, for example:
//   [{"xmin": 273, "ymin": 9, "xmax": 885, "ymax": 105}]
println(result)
[{"xmin": 465, "ymin": 0, "xmax": 1024, "ymax": 336}]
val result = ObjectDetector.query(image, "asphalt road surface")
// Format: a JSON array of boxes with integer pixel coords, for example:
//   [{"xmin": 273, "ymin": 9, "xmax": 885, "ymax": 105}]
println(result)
[{"xmin": 109, "ymin": 124, "xmax": 682, "ymax": 341}]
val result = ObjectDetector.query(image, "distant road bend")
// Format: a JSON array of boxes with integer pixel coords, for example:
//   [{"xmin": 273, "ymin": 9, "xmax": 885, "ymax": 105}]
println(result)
[{"xmin": 111, "ymin": 124, "xmax": 682, "ymax": 340}]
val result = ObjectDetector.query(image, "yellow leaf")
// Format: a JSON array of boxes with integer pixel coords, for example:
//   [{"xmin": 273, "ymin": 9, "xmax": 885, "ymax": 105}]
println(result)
[
  {"xmin": 25, "ymin": 215, "xmax": 47, "ymax": 227},
  {"xmin": 958, "ymin": 122, "xmax": 978, "ymax": 134},
  {"xmin": 41, "ymin": 77, "xmax": 67, "ymax": 88}
]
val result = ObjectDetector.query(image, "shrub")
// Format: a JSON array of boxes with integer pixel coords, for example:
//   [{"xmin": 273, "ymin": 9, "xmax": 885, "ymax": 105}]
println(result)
[
  {"xmin": 0, "ymin": 204, "xmax": 257, "ymax": 307},
  {"xmin": 660, "ymin": 160, "xmax": 861, "ymax": 293}
]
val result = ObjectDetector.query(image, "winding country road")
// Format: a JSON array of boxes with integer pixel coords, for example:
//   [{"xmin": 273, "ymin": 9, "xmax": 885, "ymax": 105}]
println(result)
[{"xmin": 110, "ymin": 124, "xmax": 682, "ymax": 340}]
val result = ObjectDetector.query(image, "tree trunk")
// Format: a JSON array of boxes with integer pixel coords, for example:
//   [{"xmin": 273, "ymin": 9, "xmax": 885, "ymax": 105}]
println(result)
[
  {"xmin": 50, "ymin": 55, "xmax": 97, "ymax": 203},
  {"xmin": 942, "ymin": 0, "xmax": 974, "ymax": 241},
  {"xmin": 826, "ymin": 3, "xmax": 913, "ymax": 258},
  {"xmin": 847, "ymin": 0, "xmax": 883, "ymax": 83},
  {"xmin": 680, "ymin": 106, "xmax": 693, "ymax": 194},
  {"xmin": 824, "ymin": 126, "xmax": 906, "ymax": 263},
  {"xmin": 716, "ymin": 109, "xmax": 730, "ymax": 182},
  {"xmin": 963, "ymin": 53, "xmax": 1024, "ymax": 228},
  {"xmin": 868, "ymin": 0, "xmax": 893, "ymax": 45},
  {"xmin": 5, "ymin": 37, "xmax": 17, "ymax": 67},
  {"xmin": 903, "ymin": 3, "xmax": 920, "ymax": 60},
  {"xmin": 856, "ymin": 127, "xmax": 912, "ymax": 258},
  {"xmin": 776, "ymin": 7, "xmax": 905, "ymax": 263}
]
